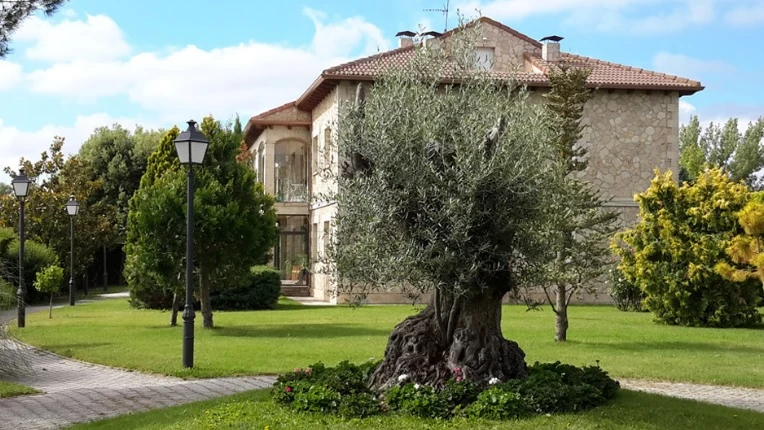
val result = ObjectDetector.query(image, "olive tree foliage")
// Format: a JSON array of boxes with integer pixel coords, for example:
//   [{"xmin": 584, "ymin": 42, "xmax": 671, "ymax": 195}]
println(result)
[
  {"xmin": 317, "ymin": 21, "xmax": 559, "ymax": 390},
  {"xmin": 0, "ymin": 0, "xmax": 68, "ymax": 58}
]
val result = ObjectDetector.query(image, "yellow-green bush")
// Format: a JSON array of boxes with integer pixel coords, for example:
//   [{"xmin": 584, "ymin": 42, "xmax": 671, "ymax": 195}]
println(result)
[{"xmin": 612, "ymin": 168, "xmax": 762, "ymax": 328}]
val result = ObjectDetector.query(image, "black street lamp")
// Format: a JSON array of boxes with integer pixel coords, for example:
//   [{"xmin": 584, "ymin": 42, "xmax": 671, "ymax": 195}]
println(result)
[
  {"xmin": 173, "ymin": 120, "xmax": 209, "ymax": 369},
  {"xmin": 66, "ymin": 195, "xmax": 80, "ymax": 306},
  {"xmin": 11, "ymin": 169, "xmax": 31, "ymax": 329}
]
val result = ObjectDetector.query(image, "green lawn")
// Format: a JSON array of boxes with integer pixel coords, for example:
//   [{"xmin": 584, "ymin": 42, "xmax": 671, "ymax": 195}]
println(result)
[
  {"xmin": 71, "ymin": 388, "xmax": 764, "ymax": 430},
  {"xmin": 12, "ymin": 298, "xmax": 764, "ymax": 387},
  {"xmin": 0, "ymin": 380, "xmax": 39, "ymax": 398}
]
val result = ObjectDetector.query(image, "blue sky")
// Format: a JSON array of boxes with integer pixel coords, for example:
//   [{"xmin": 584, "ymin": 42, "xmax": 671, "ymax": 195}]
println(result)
[{"xmin": 1, "ymin": 0, "xmax": 762, "ymax": 182}]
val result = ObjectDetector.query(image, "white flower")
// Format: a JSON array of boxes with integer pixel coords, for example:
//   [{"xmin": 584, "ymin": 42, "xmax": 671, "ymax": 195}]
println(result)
[
  {"xmin": 398, "ymin": 374, "xmax": 409, "ymax": 382},
  {"xmin": 488, "ymin": 377, "xmax": 501, "ymax": 385},
  {"xmin": 414, "ymin": 383, "xmax": 421, "ymax": 390}
]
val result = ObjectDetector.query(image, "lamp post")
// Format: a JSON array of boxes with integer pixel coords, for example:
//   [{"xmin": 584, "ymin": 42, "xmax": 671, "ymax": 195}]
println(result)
[
  {"xmin": 173, "ymin": 120, "xmax": 209, "ymax": 368},
  {"xmin": 11, "ymin": 169, "xmax": 31, "ymax": 328},
  {"xmin": 65, "ymin": 195, "xmax": 80, "ymax": 306}
]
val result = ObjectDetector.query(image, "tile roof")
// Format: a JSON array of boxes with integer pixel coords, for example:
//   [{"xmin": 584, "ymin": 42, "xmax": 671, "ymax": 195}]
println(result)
[{"xmin": 293, "ymin": 17, "xmax": 703, "ymax": 111}]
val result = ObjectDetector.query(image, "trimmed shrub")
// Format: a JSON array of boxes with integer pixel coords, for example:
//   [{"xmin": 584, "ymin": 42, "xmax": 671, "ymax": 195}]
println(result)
[
  {"xmin": 613, "ymin": 169, "xmax": 762, "ymax": 327},
  {"xmin": 607, "ymin": 265, "xmax": 645, "ymax": 312},
  {"xmin": 273, "ymin": 360, "xmax": 618, "ymax": 420},
  {"xmin": 210, "ymin": 265, "xmax": 280, "ymax": 311}
]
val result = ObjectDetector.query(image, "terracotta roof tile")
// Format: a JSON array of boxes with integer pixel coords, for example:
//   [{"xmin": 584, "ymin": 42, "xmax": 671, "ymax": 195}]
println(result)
[{"xmin": 314, "ymin": 17, "xmax": 702, "ymax": 96}]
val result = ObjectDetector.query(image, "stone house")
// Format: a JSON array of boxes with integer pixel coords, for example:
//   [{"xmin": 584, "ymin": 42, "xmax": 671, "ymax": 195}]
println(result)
[{"xmin": 242, "ymin": 17, "xmax": 703, "ymax": 304}]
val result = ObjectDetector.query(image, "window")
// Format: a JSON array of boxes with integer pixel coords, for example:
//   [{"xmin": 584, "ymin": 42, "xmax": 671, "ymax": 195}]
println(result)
[
  {"xmin": 322, "ymin": 221, "xmax": 331, "ymax": 257},
  {"xmin": 256, "ymin": 143, "xmax": 265, "ymax": 184},
  {"xmin": 311, "ymin": 136, "xmax": 318, "ymax": 173},
  {"xmin": 474, "ymin": 47, "xmax": 495, "ymax": 71},
  {"xmin": 323, "ymin": 127, "xmax": 332, "ymax": 167},
  {"xmin": 311, "ymin": 223, "xmax": 318, "ymax": 261},
  {"xmin": 274, "ymin": 139, "xmax": 308, "ymax": 202}
]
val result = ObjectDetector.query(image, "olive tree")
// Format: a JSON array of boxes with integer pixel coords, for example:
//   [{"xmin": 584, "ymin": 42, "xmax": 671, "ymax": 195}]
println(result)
[{"xmin": 318, "ymin": 22, "xmax": 559, "ymax": 390}]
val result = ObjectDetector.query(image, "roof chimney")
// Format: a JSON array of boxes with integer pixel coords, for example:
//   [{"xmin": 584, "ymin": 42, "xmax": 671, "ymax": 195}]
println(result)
[
  {"xmin": 540, "ymin": 35, "xmax": 563, "ymax": 62},
  {"xmin": 396, "ymin": 31, "xmax": 415, "ymax": 48}
]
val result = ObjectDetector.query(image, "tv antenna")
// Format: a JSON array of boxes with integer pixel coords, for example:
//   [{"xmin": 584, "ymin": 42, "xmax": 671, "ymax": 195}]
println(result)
[{"xmin": 423, "ymin": 0, "xmax": 450, "ymax": 33}]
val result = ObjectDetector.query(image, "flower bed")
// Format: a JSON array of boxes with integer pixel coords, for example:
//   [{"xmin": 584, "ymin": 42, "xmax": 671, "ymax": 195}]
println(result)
[{"xmin": 272, "ymin": 360, "xmax": 620, "ymax": 420}]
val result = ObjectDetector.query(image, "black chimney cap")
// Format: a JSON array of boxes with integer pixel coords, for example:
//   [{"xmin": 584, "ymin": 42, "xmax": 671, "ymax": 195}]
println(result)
[
  {"xmin": 422, "ymin": 31, "xmax": 443, "ymax": 38},
  {"xmin": 395, "ymin": 30, "xmax": 416, "ymax": 37},
  {"xmin": 540, "ymin": 35, "xmax": 564, "ymax": 42}
]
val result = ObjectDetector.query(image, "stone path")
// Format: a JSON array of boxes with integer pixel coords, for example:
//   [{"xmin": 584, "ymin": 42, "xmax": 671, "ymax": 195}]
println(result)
[
  {"xmin": 619, "ymin": 378, "xmax": 764, "ymax": 414},
  {"xmin": 0, "ymin": 296, "xmax": 276, "ymax": 430}
]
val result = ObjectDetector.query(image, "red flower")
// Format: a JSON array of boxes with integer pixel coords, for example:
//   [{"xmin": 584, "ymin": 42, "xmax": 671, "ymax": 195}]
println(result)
[
  {"xmin": 285, "ymin": 386, "xmax": 293, "ymax": 393},
  {"xmin": 305, "ymin": 368, "xmax": 312, "ymax": 374}
]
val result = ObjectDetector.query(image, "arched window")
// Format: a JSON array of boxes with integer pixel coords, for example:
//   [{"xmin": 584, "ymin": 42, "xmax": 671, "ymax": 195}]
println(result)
[{"xmin": 274, "ymin": 139, "xmax": 308, "ymax": 202}]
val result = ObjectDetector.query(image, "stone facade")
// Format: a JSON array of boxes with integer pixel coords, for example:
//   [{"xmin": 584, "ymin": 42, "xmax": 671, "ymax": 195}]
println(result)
[{"xmin": 247, "ymin": 18, "xmax": 698, "ymax": 305}]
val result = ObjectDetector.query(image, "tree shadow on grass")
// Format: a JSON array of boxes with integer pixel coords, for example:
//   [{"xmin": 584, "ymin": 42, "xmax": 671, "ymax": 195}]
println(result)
[
  {"xmin": 39, "ymin": 342, "xmax": 112, "ymax": 351},
  {"xmin": 583, "ymin": 340, "xmax": 764, "ymax": 355},
  {"xmin": 208, "ymin": 324, "xmax": 391, "ymax": 339}
]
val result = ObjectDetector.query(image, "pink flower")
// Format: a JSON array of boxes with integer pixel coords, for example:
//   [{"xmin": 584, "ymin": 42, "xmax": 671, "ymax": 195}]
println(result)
[
  {"xmin": 285, "ymin": 386, "xmax": 292, "ymax": 393},
  {"xmin": 305, "ymin": 368, "xmax": 312, "ymax": 374},
  {"xmin": 294, "ymin": 367, "xmax": 302, "ymax": 373},
  {"xmin": 453, "ymin": 367, "xmax": 462, "ymax": 374},
  {"xmin": 456, "ymin": 376, "xmax": 463, "ymax": 383}
]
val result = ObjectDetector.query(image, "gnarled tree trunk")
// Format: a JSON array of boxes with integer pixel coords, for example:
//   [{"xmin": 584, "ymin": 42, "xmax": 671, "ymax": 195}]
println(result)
[
  {"xmin": 199, "ymin": 268, "xmax": 214, "ymax": 329},
  {"xmin": 368, "ymin": 288, "xmax": 527, "ymax": 391}
]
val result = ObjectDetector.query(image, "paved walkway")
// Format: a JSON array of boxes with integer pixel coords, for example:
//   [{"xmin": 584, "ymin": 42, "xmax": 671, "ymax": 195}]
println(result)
[
  {"xmin": 619, "ymin": 378, "xmax": 764, "ymax": 413},
  {"xmin": 0, "ymin": 296, "xmax": 276, "ymax": 430}
]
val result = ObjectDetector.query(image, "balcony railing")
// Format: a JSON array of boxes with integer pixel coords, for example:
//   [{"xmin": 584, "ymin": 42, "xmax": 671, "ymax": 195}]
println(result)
[{"xmin": 276, "ymin": 180, "xmax": 308, "ymax": 203}]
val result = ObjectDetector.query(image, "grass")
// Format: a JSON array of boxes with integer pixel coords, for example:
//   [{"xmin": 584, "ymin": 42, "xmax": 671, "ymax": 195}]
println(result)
[
  {"xmin": 70, "ymin": 388, "xmax": 764, "ymax": 430},
  {"xmin": 11, "ymin": 298, "xmax": 764, "ymax": 387},
  {"xmin": 0, "ymin": 380, "xmax": 39, "ymax": 398}
]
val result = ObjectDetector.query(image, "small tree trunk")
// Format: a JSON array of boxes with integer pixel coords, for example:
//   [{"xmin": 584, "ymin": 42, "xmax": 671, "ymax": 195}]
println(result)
[
  {"xmin": 49, "ymin": 293, "xmax": 53, "ymax": 319},
  {"xmin": 369, "ymin": 289, "xmax": 526, "ymax": 391},
  {"xmin": 170, "ymin": 292, "xmax": 180, "ymax": 326},
  {"xmin": 555, "ymin": 285, "xmax": 568, "ymax": 342},
  {"xmin": 200, "ymin": 269, "xmax": 214, "ymax": 329}
]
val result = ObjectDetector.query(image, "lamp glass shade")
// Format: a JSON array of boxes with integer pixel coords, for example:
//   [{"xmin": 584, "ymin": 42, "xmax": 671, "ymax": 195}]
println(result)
[
  {"xmin": 65, "ymin": 196, "xmax": 80, "ymax": 216},
  {"xmin": 173, "ymin": 120, "xmax": 209, "ymax": 165},
  {"xmin": 11, "ymin": 169, "xmax": 31, "ymax": 198}
]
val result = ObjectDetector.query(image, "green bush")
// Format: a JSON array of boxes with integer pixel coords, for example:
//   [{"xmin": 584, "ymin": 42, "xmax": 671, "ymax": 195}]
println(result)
[
  {"xmin": 210, "ymin": 265, "xmax": 281, "ymax": 311},
  {"xmin": 0, "ymin": 227, "xmax": 58, "ymax": 304},
  {"xmin": 465, "ymin": 388, "xmax": 528, "ymax": 419},
  {"xmin": 613, "ymin": 169, "xmax": 762, "ymax": 327},
  {"xmin": 273, "ymin": 360, "xmax": 619, "ymax": 420},
  {"xmin": 607, "ymin": 265, "xmax": 645, "ymax": 312},
  {"xmin": 0, "ymin": 278, "xmax": 14, "ymax": 310}
]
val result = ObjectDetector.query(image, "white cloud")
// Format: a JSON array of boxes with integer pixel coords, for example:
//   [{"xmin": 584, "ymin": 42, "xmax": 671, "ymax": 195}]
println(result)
[
  {"xmin": 20, "ymin": 9, "xmax": 389, "ymax": 121},
  {"xmin": 0, "ymin": 113, "xmax": 158, "ymax": 182},
  {"xmin": 724, "ymin": 1, "xmax": 764, "ymax": 26},
  {"xmin": 14, "ymin": 14, "xmax": 131, "ymax": 62},
  {"xmin": 0, "ymin": 61, "xmax": 23, "ymax": 90},
  {"xmin": 679, "ymin": 100, "xmax": 697, "ymax": 124},
  {"xmin": 652, "ymin": 52, "xmax": 735, "ymax": 80},
  {"xmin": 457, "ymin": 0, "xmax": 716, "ymax": 34},
  {"xmin": 1, "ymin": 9, "xmax": 391, "ymax": 182}
]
